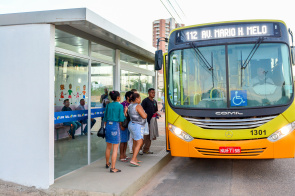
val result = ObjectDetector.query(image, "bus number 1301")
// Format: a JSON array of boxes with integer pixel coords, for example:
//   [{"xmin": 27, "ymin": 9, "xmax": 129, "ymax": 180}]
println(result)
[{"xmin": 251, "ymin": 130, "xmax": 266, "ymax": 135}]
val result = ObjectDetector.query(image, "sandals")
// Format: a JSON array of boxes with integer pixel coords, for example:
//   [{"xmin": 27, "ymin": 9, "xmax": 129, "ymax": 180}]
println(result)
[
  {"xmin": 120, "ymin": 158, "xmax": 128, "ymax": 162},
  {"xmin": 106, "ymin": 162, "xmax": 111, "ymax": 168},
  {"xmin": 110, "ymin": 168, "xmax": 121, "ymax": 173},
  {"xmin": 130, "ymin": 162, "xmax": 140, "ymax": 167}
]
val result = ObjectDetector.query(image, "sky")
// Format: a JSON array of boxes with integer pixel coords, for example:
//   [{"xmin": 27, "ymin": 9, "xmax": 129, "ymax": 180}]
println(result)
[{"xmin": 1, "ymin": 0, "xmax": 295, "ymax": 46}]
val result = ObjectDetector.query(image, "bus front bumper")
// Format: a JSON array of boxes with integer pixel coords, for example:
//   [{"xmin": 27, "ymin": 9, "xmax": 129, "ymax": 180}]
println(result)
[{"xmin": 168, "ymin": 130, "xmax": 295, "ymax": 159}]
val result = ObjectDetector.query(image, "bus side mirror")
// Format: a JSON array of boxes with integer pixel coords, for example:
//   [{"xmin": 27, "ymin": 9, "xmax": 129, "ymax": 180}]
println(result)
[
  {"xmin": 155, "ymin": 50, "xmax": 163, "ymax": 70},
  {"xmin": 291, "ymin": 46, "xmax": 295, "ymax": 65}
]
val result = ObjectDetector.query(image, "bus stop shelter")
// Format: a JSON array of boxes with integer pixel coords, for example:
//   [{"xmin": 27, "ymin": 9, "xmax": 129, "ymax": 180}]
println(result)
[{"xmin": 0, "ymin": 8, "xmax": 156, "ymax": 188}]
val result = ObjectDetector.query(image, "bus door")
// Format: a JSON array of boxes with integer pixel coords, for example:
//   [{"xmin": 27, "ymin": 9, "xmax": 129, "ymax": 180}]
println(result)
[{"xmin": 164, "ymin": 53, "xmax": 171, "ymax": 151}]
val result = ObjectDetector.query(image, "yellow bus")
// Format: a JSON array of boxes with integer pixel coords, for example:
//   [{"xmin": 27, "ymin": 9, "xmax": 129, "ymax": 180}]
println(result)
[{"xmin": 155, "ymin": 20, "xmax": 295, "ymax": 159}]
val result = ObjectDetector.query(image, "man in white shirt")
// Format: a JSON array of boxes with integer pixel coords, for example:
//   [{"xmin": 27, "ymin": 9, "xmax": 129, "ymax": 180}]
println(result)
[
  {"xmin": 76, "ymin": 99, "xmax": 96, "ymax": 135},
  {"xmin": 251, "ymin": 66, "xmax": 274, "ymax": 86}
]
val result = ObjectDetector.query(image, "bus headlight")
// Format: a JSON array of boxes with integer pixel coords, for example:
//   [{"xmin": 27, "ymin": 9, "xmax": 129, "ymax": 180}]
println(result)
[
  {"xmin": 168, "ymin": 123, "xmax": 193, "ymax": 142},
  {"xmin": 267, "ymin": 122, "xmax": 295, "ymax": 142}
]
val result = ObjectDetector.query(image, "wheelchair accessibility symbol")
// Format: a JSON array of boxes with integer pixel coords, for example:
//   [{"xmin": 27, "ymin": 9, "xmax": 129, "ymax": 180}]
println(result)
[{"xmin": 230, "ymin": 90, "xmax": 247, "ymax": 106}]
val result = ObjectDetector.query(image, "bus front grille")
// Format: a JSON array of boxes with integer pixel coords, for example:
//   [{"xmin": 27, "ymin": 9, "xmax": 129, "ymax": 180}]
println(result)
[
  {"xmin": 183, "ymin": 115, "xmax": 277, "ymax": 130},
  {"xmin": 195, "ymin": 147, "xmax": 266, "ymax": 156}
]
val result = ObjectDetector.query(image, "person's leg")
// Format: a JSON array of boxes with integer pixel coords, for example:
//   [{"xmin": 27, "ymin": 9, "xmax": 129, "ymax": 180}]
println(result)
[
  {"xmin": 119, "ymin": 142, "xmax": 125, "ymax": 160},
  {"xmin": 123, "ymin": 142, "xmax": 128, "ymax": 158},
  {"xmin": 74, "ymin": 121, "xmax": 81, "ymax": 137},
  {"xmin": 128, "ymin": 136, "xmax": 133, "ymax": 153},
  {"xmin": 143, "ymin": 124, "xmax": 152, "ymax": 153},
  {"xmin": 130, "ymin": 140, "xmax": 138, "ymax": 163},
  {"xmin": 135, "ymin": 139, "xmax": 143, "ymax": 162},
  {"xmin": 63, "ymin": 122, "xmax": 73, "ymax": 137},
  {"xmin": 143, "ymin": 134, "xmax": 152, "ymax": 153},
  {"xmin": 70, "ymin": 122, "xmax": 78, "ymax": 138},
  {"xmin": 142, "ymin": 134, "xmax": 148, "ymax": 152},
  {"xmin": 105, "ymin": 142, "xmax": 112, "ymax": 167},
  {"xmin": 124, "ymin": 129, "xmax": 129, "ymax": 158},
  {"xmin": 132, "ymin": 139, "xmax": 136, "ymax": 153},
  {"xmin": 75, "ymin": 121, "xmax": 81, "ymax": 130},
  {"xmin": 119, "ymin": 127, "xmax": 126, "ymax": 160},
  {"xmin": 111, "ymin": 143, "xmax": 120, "ymax": 171},
  {"xmin": 130, "ymin": 124, "xmax": 143, "ymax": 165},
  {"xmin": 130, "ymin": 139, "xmax": 142, "ymax": 166},
  {"xmin": 91, "ymin": 119, "xmax": 96, "ymax": 128},
  {"xmin": 82, "ymin": 119, "xmax": 88, "ymax": 134},
  {"xmin": 140, "ymin": 139, "xmax": 144, "ymax": 152}
]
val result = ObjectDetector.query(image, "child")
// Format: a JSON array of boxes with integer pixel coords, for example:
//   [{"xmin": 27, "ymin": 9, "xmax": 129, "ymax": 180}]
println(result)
[{"xmin": 104, "ymin": 91, "xmax": 127, "ymax": 173}]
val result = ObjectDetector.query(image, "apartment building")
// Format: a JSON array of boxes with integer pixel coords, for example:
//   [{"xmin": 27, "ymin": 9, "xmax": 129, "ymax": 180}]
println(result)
[{"xmin": 153, "ymin": 18, "xmax": 184, "ymax": 94}]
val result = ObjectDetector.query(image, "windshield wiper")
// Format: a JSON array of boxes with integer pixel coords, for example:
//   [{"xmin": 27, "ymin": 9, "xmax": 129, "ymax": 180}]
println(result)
[
  {"xmin": 189, "ymin": 42, "xmax": 215, "ymax": 86},
  {"xmin": 240, "ymin": 37, "xmax": 264, "ymax": 86},
  {"xmin": 190, "ymin": 42, "xmax": 213, "ymax": 70}
]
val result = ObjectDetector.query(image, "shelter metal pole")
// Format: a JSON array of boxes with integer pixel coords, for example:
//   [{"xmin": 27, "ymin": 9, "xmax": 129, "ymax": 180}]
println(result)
[
  {"xmin": 87, "ymin": 40, "xmax": 92, "ymax": 165},
  {"xmin": 114, "ymin": 49, "xmax": 121, "ymax": 91}
]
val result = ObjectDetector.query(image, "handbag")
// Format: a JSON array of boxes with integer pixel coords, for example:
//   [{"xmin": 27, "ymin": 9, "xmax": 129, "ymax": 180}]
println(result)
[
  {"xmin": 97, "ymin": 113, "xmax": 106, "ymax": 138},
  {"xmin": 97, "ymin": 124, "xmax": 105, "ymax": 138},
  {"xmin": 97, "ymin": 105, "xmax": 107, "ymax": 138},
  {"xmin": 144, "ymin": 122, "xmax": 149, "ymax": 135},
  {"xmin": 122, "ymin": 114, "xmax": 130, "ymax": 128}
]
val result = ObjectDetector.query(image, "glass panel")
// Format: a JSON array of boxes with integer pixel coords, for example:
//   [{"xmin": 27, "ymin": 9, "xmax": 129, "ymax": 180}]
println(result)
[
  {"xmin": 120, "ymin": 70, "xmax": 140, "ymax": 93},
  {"xmin": 168, "ymin": 46, "xmax": 227, "ymax": 108},
  {"xmin": 91, "ymin": 42, "xmax": 115, "ymax": 63},
  {"xmin": 147, "ymin": 63, "xmax": 155, "ymax": 71},
  {"xmin": 120, "ymin": 70, "xmax": 153, "ymax": 100},
  {"xmin": 120, "ymin": 53, "xmax": 139, "ymax": 67},
  {"xmin": 55, "ymin": 29, "xmax": 89, "ymax": 55},
  {"xmin": 228, "ymin": 43, "xmax": 293, "ymax": 108},
  {"xmin": 120, "ymin": 53, "xmax": 153, "ymax": 71},
  {"xmin": 54, "ymin": 53, "xmax": 89, "ymax": 178},
  {"xmin": 90, "ymin": 62, "xmax": 113, "ymax": 162}
]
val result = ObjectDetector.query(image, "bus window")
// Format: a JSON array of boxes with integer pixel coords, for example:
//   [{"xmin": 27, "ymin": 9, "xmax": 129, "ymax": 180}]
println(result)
[
  {"xmin": 169, "ymin": 45, "xmax": 227, "ymax": 108},
  {"xmin": 228, "ymin": 43, "xmax": 292, "ymax": 107}
]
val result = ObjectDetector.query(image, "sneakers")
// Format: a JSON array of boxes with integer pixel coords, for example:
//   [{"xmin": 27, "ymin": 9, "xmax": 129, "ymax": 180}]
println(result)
[
  {"xmin": 129, "ymin": 150, "xmax": 133, "ymax": 154},
  {"xmin": 139, "ymin": 150, "xmax": 143, "ymax": 155}
]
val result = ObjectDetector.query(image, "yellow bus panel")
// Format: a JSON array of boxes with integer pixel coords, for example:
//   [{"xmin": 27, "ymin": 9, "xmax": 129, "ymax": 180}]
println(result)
[
  {"xmin": 168, "ymin": 129, "xmax": 295, "ymax": 159},
  {"xmin": 173, "ymin": 114, "xmax": 288, "ymax": 140}
]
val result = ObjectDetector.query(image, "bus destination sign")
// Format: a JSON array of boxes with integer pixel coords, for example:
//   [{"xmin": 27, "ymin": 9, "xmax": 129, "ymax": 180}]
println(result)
[{"xmin": 176, "ymin": 23, "xmax": 280, "ymax": 43}]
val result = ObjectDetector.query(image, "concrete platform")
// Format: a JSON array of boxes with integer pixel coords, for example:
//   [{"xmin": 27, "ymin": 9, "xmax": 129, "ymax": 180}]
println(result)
[
  {"xmin": 0, "ymin": 108, "xmax": 168, "ymax": 195},
  {"xmin": 50, "ymin": 135, "xmax": 171, "ymax": 196}
]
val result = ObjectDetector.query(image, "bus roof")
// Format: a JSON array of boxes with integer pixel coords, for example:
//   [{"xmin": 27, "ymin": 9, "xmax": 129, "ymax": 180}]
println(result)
[{"xmin": 169, "ymin": 19, "xmax": 287, "ymax": 37}]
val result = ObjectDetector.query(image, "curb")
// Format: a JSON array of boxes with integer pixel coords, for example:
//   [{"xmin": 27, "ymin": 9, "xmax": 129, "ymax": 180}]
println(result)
[{"xmin": 120, "ymin": 153, "xmax": 173, "ymax": 196}]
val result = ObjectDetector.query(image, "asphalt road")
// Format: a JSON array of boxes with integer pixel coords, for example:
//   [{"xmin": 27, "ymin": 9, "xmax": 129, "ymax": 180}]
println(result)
[{"xmin": 136, "ymin": 156, "xmax": 295, "ymax": 196}]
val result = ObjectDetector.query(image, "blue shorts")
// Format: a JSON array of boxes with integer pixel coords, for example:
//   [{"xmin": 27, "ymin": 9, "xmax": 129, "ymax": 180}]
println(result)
[
  {"xmin": 105, "ymin": 121, "xmax": 120, "ymax": 144},
  {"xmin": 128, "ymin": 122, "xmax": 144, "ymax": 141},
  {"xmin": 120, "ymin": 128, "xmax": 130, "ymax": 143}
]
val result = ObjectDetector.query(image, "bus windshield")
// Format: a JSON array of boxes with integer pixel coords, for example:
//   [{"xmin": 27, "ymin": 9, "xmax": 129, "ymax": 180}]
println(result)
[{"xmin": 168, "ymin": 43, "xmax": 293, "ymax": 109}]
